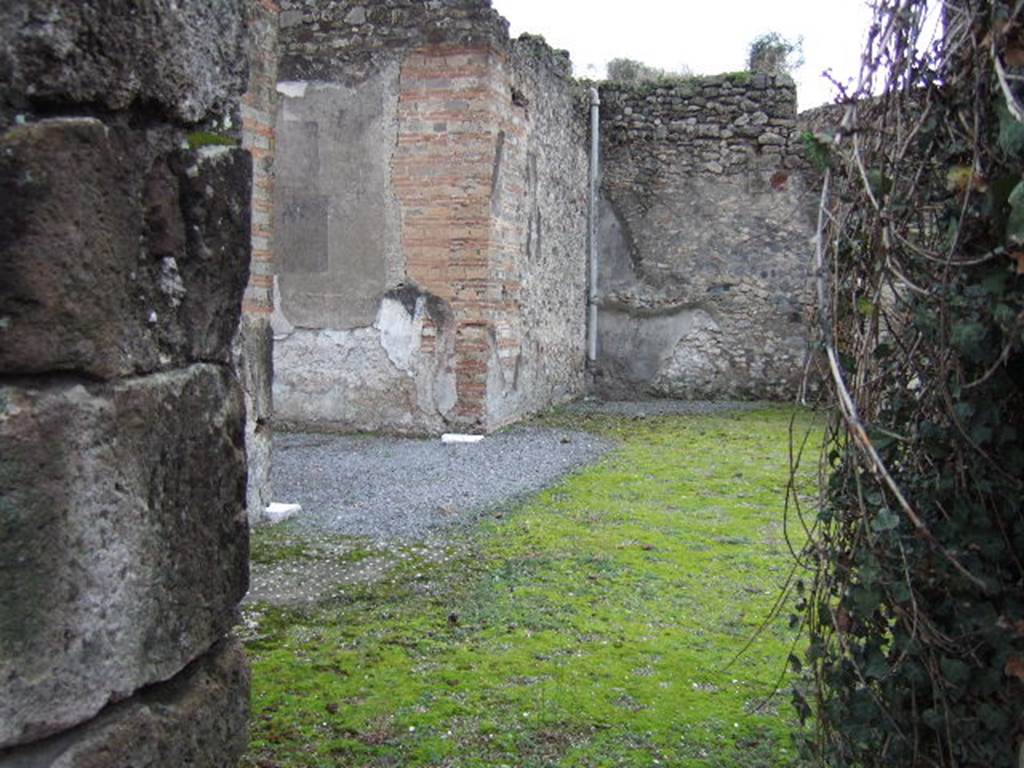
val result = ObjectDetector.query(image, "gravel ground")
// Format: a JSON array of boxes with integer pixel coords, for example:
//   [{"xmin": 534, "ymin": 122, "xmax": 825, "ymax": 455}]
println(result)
[
  {"xmin": 271, "ymin": 425, "xmax": 615, "ymax": 541},
  {"xmin": 249, "ymin": 401, "xmax": 760, "ymax": 606}
]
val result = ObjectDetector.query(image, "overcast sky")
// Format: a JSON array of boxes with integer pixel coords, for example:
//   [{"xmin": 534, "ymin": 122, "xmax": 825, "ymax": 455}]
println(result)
[{"xmin": 490, "ymin": 0, "xmax": 878, "ymax": 110}]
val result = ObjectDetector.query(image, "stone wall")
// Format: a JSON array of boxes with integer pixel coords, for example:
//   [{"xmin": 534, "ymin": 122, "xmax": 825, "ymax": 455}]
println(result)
[
  {"xmin": 594, "ymin": 74, "xmax": 817, "ymax": 400},
  {"xmin": 272, "ymin": 0, "xmax": 587, "ymax": 434},
  {"xmin": 487, "ymin": 37, "xmax": 588, "ymax": 425},
  {"xmin": 238, "ymin": 0, "xmax": 280, "ymax": 523},
  {"xmin": 0, "ymin": 1, "xmax": 251, "ymax": 764}
]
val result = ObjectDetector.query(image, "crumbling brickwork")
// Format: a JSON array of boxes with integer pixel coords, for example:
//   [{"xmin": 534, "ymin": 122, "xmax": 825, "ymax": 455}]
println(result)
[
  {"xmin": 0, "ymin": 0, "xmax": 252, "ymax": 763},
  {"xmin": 594, "ymin": 74, "xmax": 817, "ymax": 399}
]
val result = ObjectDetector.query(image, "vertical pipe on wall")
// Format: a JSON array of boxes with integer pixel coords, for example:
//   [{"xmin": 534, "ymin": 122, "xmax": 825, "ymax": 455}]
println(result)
[{"xmin": 587, "ymin": 86, "xmax": 601, "ymax": 364}]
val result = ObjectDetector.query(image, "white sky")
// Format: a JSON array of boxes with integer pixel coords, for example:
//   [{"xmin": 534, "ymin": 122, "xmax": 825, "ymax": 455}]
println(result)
[{"xmin": 490, "ymin": 0, "xmax": 878, "ymax": 110}]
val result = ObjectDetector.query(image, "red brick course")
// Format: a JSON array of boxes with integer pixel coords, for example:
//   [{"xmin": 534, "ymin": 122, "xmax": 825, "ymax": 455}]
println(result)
[{"xmin": 241, "ymin": 0, "xmax": 278, "ymax": 315}]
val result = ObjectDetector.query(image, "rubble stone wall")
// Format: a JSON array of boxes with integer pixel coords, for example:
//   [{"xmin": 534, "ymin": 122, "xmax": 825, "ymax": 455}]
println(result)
[
  {"xmin": 0, "ymin": 0, "xmax": 252, "ymax": 763},
  {"xmin": 594, "ymin": 75, "xmax": 817, "ymax": 400},
  {"xmin": 486, "ymin": 37, "xmax": 589, "ymax": 427}
]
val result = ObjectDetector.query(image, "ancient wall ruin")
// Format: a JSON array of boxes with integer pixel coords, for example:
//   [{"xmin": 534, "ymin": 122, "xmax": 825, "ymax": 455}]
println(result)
[
  {"xmin": 268, "ymin": 4, "xmax": 818, "ymax": 424},
  {"xmin": 0, "ymin": 1, "xmax": 252, "ymax": 763},
  {"xmin": 271, "ymin": 0, "xmax": 588, "ymax": 434},
  {"xmin": 594, "ymin": 75, "xmax": 817, "ymax": 400}
]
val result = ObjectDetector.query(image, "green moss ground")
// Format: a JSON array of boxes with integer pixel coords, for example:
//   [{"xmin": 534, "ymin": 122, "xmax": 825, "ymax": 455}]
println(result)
[{"xmin": 241, "ymin": 406, "xmax": 820, "ymax": 767}]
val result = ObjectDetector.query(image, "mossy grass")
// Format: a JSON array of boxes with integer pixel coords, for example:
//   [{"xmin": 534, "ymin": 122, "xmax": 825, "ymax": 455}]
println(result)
[
  {"xmin": 185, "ymin": 131, "xmax": 238, "ymax": 150},
  {"xmin": 242, "ymin": 406, "xmax": 821, "ymax": 767}
]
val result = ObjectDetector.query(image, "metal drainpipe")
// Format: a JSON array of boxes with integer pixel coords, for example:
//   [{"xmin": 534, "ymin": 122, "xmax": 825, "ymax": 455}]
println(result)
[{"xmin": 587, "ymin": 86, "xmax": 600, "ymax": 365}]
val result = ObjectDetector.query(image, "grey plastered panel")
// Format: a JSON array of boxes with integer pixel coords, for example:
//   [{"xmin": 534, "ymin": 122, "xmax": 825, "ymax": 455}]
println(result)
[
  {"xmin": 276, "ymin": 189, "xmax": 328, "ymax": 274},
  {"xmin": 276, "ymin": 118, "xmax": 319, "ymax": 182}
]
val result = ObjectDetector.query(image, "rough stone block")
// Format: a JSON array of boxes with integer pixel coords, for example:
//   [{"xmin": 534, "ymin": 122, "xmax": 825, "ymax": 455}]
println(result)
[
  {"xmin": 0, "ymin": 119, "xmax": 251, "ymax": 379},
  {"xmin": 0, "ymin": 364, "xmax": 248, "ymax": 748},
  {"xmin": 0, "ymin": 639, "xmax": 249, "ymax": 768},
  {"xmin": 0, "ymin": 0, "xmax": 247, "ymax": 126}
]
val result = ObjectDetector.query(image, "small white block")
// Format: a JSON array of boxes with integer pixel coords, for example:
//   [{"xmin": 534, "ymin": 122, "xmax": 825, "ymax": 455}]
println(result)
[
  {"xmin": 441, "ymin": 433, "xmax": 484, "ymax": 444},
  {"xmin": 276, "ymin": 80, "xmax": 309, "ymax": 98},
  {"xmin": 265, "ymin": 502, "xmax": 302, "ymax": 524}
]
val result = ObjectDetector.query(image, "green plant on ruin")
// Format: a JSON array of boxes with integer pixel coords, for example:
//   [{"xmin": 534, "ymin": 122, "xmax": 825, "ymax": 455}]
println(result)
[
  {"xmin": 793, "ymin": 1, "xmax": 1024, "ymax": 765},
  {"xmin": 605, "ymin": 57, "xmax": 693, "ymax": 86},
  {"xmin": 724, "ymin": 71, "xmax": 754, "ymax": 86},
  {"xmin": 747, "ymin": 32, "xmax": 804, "ymax": 76},
  {"xmin": 185, "ymin": 131, "xmax": 238, "ymax": 149},
  {"xmin": 800, "ymin": 129, "xmax": 834, "ymax": 172}
]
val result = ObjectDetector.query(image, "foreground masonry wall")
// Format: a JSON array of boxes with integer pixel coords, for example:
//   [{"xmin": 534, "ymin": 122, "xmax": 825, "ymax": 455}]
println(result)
[
  {"xmin": 0, "ymin": 0, "xmax": 251, "ymax": 763},
  {"xmin": 595, "ymin": 75, "xmax": 816, "ymax": 399},
  {"xmin": 272, "ymin": 0, "xmax": 588, "ymax": 433}
]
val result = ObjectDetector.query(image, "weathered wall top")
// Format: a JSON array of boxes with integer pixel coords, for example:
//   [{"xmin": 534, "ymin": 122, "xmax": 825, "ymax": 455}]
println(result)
[
  {"xmin": 278, "ymin": 0, "xmax": 512, "ymax": 81},
  {"xmin": 0, "ymin": 0, "xmax": 248, "ymax": 130},
  {"xmin": 510, "ymin": 33, "xmax": 574, "ymax": 81},
  {"xmin": 599, "ymin": 73, "xmax": 802, "ymax": 174}
]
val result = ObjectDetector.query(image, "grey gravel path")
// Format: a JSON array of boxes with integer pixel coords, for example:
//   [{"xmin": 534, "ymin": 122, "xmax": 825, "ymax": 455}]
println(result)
[
  {"xmin": 249, "ymin": 402, "xmax": 761, "ymax": 606},
  {"xmin": 271, "ymin": 425, "xmax": 616, "ymax": 541}
]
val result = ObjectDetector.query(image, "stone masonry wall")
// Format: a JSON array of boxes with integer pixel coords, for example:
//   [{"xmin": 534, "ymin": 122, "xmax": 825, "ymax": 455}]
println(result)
[
  {"xmin": 595, "ymin": 74, "xmax": 817, "ymax": 400},
  {"xmin": 486, "ymin": 37, "xmax": 588, "ymax": 427},
  {"xmin": 272, "ymin": 0, "xmax": 587, "ymax": 433},
  {"xmin": 0, "ymin": 1, "xmax": 251, "ymax": 764},
  {"xmin": 238, "ymin": 0, "xmax": 280, "ymax": 524}
]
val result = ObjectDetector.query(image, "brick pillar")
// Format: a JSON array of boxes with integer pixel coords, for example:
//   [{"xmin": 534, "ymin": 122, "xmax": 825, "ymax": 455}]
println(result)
[
  {"xmin": 394, "ymin": 44, "xmax": 506, "ymax": 427},
  {"xmin": 0, "ymin": 1, "xmax": 252, "ymax": 764},
  {"xmin": 238, "ymin": 0, "xmax": 280, "ymax": 523}
]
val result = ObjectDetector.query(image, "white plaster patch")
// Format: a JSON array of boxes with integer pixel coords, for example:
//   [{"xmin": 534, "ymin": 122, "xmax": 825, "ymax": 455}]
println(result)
[
  {"xmin": 276, "ymin": 81, "xmax": 309, "ymax": 98},
  {"xmin": 374, "ymin": 297, "xmax": 421, "ymax": 373},
  {"xmin": 655, "ymin": 310, "xmax": 723, "ymax": 390},
  {"xmin": 265, "ymin": 502, "xmax": 302, "ymax": 525},
  {"xmin": 270, "ymin": 276, "xmax": 295, "ymax": 340},
  {"xmin": 441, "ymin": 434, "xmax": 484, "ymax": 444},
  {"xmin": 196, "ymin": 144, "xmax": 234, "ymax": 163},
  {"xmin": 434, "ymin": 366, "xmax": 458, "ymax": 417}
]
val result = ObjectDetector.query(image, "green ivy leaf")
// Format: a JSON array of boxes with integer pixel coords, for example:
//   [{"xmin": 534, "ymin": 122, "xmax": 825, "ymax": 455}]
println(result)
[
  {"xmin": 940, "ymin": 657, "xmax": 971, "ymax": 686},
  {"xmin": 1005, "ymin": 181, "xmax": 1024, "ymax": 244},
  {"xmin": 951, "ymin": 322, "xmax": 986, "ymax": 356},
  {"xmin": 864, "ymin": 652, "xmax": 889, "ymax": 680},
  {"xmin": 866, "ymin": 168, "xmax": 892, "ymax": 199},
  {"xmin": 873, "ymin": 342, "xmax": 893, "ymax": 360},
  {"xmin": 998, "ymin": 98, "xmax": 1024, "ymax": 157},
  {"xmin": 872, "ymin": 509, "xmax": 900, "ymax": 532},
  {"xmin": 922, "ymin": 707, "xmax": 944, "ymax": 731},
  {"xmin": 891, "ymin": 581, "xmax": 911, "ymax": 603}
]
